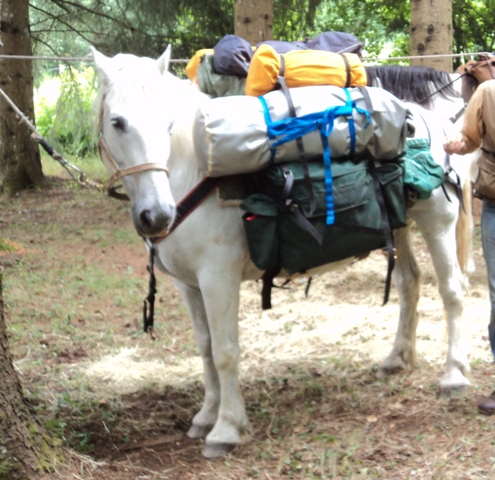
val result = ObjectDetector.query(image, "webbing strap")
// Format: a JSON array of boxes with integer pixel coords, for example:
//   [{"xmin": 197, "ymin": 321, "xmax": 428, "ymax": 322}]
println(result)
[
  {"xmin": 143, "ymin": 243, "xmax": 157, "ymax": 339},
  {"xmin": 369, "ymin": 162, "xmax": 396, "ymax": 305},
  {"xmin": 259, "ymin": 90, "xmax": 370, "ymax": 224},
  {"xmin": 339, "ymin": 53, "xmax": 351, "ymax": 88},
  {"xmin": 142, "ymin": 176, "xmax": 223, "ymax": 336},
  {"xmin": 443, "ymin": 155, "xmax": 466, "ymax": 213},
  {"xmin": 151, "ymin": 176, "xmax": 223, "ymax": 243},
  {"xmin": 276, "ymin": 61, "xmax": 316, "ymax": 215},
  {"xmin": 279, "ymin": 167, "xmax": 323, "ymax": 244}
]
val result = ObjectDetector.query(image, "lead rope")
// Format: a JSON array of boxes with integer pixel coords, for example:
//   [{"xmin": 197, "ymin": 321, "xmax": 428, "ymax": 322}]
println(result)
[
  {"xmin": 140, "ymin": 177, "xmax": 223, "ymax": 335},
  {"xmin": 0, "ymin": 86, "xmax": 104, "ymax": 191},
  {"xmin": 143, "ymin": 241, "xmax": 157, "ymax": 340}
]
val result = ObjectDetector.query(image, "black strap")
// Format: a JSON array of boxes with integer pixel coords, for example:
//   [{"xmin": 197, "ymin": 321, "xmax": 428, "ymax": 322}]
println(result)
[
  {"xmin": 151, "ymin": 176, "xmax": 223, "ymax": 243},
  {"xmin": 170, "ymin": 177, "xmax": 223, "ymax": 234},
  {"xmin": 449, "ymin": 103, "xmax": 467, "ymax": 124},
  {"xmin": 277, "ymin": 57, "xmax": 316, "ymax": 215},
  {"xmin": 280, "ymin": 167, "xmax": 323, "ymax": 245},
  {"xmin": 339, "ymin": 53, "xmax": 351, "ymax": 88},
  {"xmin": 143, "ymin": 244, "xmax": 157, "ymax": 339},
  {"xmin": 369, "ymin": 162, "xmax": 396, "ymax": 305},
  {"xmin": 292, "ymin": 206, "xmax": 323, "ymax": 245},
  {"xmin": 261, "ymin": 266, "xmax": 281, "ymax": 310},
  {"xmin": 279, "ymin": 166, "xmax": 295, "ymax": 210},
  {"xmin": 481, "ymin": 146, "xmax": 495, "ymax": 157},
  {"xmin": 143, "ymin": 176, "xmax": 223, "ymax": 336},
  {"xmin": 421, "ymin": 109, "xmax": 465, "ymax": 213},
  {"xmin": 443, "ymin": 157, "xmax": 466, "ymax": 213}
]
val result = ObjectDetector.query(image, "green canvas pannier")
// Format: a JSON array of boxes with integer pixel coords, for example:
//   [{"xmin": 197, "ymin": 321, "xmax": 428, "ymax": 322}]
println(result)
[{"xmin": 240, "ymin": 158, "xmax": 407, "ymax": 274}]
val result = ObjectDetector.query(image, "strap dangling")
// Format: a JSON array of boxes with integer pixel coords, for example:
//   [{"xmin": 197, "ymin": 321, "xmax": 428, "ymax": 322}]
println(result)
[{"xmin": 143, "ymin": 243, "xmax": 157, "ymax": 340}]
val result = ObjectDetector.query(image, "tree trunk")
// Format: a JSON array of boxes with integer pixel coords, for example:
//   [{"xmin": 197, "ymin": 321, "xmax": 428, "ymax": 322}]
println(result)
[
  {"xmin": 0, "ymin": 0, "xmax": 44, "ymax": 195},
  {"xmin": 234, "ymin": 0, "xmax": 273, "ymax": 45},
  {"xmin": 410, "ymin": 0, "xmax": 453, "ymax": 72},
  {"xmin": 0, "ymin": 273, "xmax": 63, "ymax": 479}
]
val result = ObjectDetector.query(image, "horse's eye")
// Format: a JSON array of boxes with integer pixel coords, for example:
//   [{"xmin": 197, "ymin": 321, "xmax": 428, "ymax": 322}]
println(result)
[{"xmin": 110, "ymin": 115, "xmax": 128, "ymax": 132}]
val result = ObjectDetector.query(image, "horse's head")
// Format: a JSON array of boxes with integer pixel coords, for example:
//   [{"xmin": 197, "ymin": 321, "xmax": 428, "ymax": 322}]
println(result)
[
  {"xmin": 91, "ymin": 46, "xmax": 176, "ymax": 238},
  {"xmin": 456, "ymin": 54, "xmax": 495, "ymax": 103}
]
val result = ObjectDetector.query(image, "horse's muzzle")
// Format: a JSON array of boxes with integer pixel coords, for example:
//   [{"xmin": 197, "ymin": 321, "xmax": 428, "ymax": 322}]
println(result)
[{"xmin": 132, "ymin": 204, "xmax": 175, "ymax": 237}]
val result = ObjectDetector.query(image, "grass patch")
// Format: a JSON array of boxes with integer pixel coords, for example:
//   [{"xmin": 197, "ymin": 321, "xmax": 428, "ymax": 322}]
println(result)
[
  {"xmin": 41, "ymin": 151, "xmax": 107, "ymax": 182},
  {"xmin": 0, "ymin": 238, "xmax": 18, "ymax": 253}
]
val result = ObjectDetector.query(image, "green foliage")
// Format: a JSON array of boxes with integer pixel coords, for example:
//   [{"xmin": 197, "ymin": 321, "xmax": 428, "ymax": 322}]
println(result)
[
  {"xmin": 452, "ymin": 0, "xmax": 495, "ymax": 66},
  {"xmin": 29, "ymin": 0, "xmax": 495, "ymax": 64},
  {"xmin": 35, "ymin": 66, "xmax": 97, "ymax": 158},
  {"xmin": 26, "ymin": 0, "xmax": 495, "ymax": 156}
]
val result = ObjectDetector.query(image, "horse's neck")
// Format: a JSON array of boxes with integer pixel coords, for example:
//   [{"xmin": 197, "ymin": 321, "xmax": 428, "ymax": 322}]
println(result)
[
  {"xmin": 431, "ymin": 94, "xmax": 465, "ymax": 122},
  {"xmin": 167, "ymin": 77, "xmax": 209, "ymax": 200}
]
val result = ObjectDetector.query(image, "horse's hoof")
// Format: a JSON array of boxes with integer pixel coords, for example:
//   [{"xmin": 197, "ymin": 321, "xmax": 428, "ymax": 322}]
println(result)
[
  {"xmin": 438, "ymin": 384, "xmax": 469, "ymax": 399},
  {"xmin": 202, "ymin": 441, "xmax": 237, "ymax": 459},
  {"xmin": 187, "ymin": 424, "xmax": 212, "ymax": 439},
  {"xmin": 376, "ymin": 365, "xmax": 405, "ymax": 378}
]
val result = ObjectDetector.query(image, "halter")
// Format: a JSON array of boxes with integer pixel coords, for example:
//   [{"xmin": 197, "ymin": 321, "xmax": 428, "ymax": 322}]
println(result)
[
  {"xmin": 460, "ymin": 55, "xmax": 495, "ymax": 82},
  {"xmin": 98, "ymin": 135, "xmax": 169, "ymax": 201}
]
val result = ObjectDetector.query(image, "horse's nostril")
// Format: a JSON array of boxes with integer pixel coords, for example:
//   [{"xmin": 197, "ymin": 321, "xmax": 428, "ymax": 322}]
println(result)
[
  {"xmin": 139, "ymin": 209, "xmax": 153, "ymax": 229},
  {"xmin": 137, "ymin": 208, "xmax": 171, "ymax": 235}
]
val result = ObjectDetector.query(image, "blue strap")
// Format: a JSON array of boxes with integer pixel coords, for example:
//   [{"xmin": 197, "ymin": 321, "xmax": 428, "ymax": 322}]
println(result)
[{"xmin": 259, "ymin": 89, "xmax": 370, "ymax": 224}]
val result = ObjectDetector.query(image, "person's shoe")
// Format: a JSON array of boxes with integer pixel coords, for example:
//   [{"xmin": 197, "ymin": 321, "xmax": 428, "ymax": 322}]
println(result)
[{"xmin": 477, "ymin": 390, "xmax": 495, "ymax": 415}]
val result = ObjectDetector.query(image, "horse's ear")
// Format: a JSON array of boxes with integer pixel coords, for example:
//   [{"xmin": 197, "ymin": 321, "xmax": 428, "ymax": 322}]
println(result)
[
  {"xmin": 157, "ymin": 45, "xmax": 172, "ymax": 74},
  {"xmin": 91, "ymin": 46, "xmax": 114, "ymax": 86}
]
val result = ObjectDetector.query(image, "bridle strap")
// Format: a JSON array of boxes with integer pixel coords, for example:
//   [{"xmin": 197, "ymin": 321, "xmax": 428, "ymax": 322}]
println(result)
[
  {"xmin": 484, "ymin": 58, "xmax": 495, "ymax": 79},
  {"xmin": 98, "ymin": 137, "xmax": 169, "ymax": 200},
  {"xmin": 150, "ymin": 176, "xmax": 223, "ymax": 244},
  {"xmin": 463, "ymin": 56, "xmax": 495, "ymax": 81}
]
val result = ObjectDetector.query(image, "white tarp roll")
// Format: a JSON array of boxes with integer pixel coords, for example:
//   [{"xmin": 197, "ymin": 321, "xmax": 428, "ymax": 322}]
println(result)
[{"xmin": 193, "ymin": 85, "xmax": 413, "ymax": 177}]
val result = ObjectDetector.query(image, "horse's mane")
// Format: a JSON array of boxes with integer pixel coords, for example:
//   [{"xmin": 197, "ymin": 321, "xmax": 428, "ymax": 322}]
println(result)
[{"xmin": 366, "ymin": 65, "xmax": 458, "ymax": 108}]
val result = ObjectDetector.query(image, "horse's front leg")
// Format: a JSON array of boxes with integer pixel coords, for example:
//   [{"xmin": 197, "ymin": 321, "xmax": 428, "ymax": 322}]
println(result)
[
  {"xmin": 196, "ymin": 270, "xmax": 249, "ymax": 458},
  {"xmin": 378, "ymin": 224, "xmax": 421, "ymax": 376},
  {"xmin": 173, "ymin": 280, "xmax": 221, "ymax": 440}
]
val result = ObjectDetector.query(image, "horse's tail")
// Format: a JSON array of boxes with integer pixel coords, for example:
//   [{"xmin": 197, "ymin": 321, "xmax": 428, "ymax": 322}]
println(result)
[{"xmin": 456, "ymin": 179, "xmax": 475, "ymax": 285}]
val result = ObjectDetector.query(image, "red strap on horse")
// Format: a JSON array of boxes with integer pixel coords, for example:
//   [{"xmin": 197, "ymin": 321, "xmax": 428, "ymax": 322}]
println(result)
[
  {"xmin": 142, "ymin": 176, "xmax": 223, "ymax": 337},
  {"xmin": 151, "ymin": 176, "xmax": 223, "ymax": 244}
]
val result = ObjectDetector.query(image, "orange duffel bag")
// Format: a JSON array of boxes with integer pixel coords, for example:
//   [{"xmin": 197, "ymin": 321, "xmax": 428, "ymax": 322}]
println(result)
[
  {"xmin": 245, "ymin": 43, "xmax": 367, "ymax": 96},
  {"xmin": 185, "ymin": 48, "xmax": 214, "ymax": 82}
]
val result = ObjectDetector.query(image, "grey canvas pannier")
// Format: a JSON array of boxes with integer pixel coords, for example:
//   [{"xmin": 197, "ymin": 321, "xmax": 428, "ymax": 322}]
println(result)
[{"xmin": 193, "ymin": 85, "xmax": 413, "ymax": 177}]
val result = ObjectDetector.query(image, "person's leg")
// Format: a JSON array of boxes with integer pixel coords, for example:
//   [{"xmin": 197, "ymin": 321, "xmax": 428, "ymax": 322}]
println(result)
[
  {"xmin": 478, "ymin": 198, "xmax": 495, "ymax": 414},
  {"xmin": 481, "ymin": 198, "xmax": 495, "ymax": 362}
]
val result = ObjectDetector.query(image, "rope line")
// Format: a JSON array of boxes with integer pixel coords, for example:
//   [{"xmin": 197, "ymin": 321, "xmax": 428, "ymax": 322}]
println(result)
[
  {"xmin": 0, "ymin": 86, "xmax": 104, "ymax": 191},
  {"xmin": 363, "ymin": 51, "xmax": 494, "ymax": 62},
  {"xmin": 0, "ymin": 54, "xmax": 189, "ymax": 63},
  {"xmin": 0, "ymin": 51, "xmax": 492, "ymax": 63}
]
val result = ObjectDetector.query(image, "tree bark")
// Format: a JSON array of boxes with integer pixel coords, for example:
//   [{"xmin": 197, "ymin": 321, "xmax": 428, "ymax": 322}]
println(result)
[
  {"xmin": 234, "ymin": 0, "xmax": 273, "ymax": 45},
  {"xmin": 410, "ymin": 0, "xmax": 453, "ymax": 72},
  {"xmin": 0, "ymin": 0, "xmax": 44, "ymax": 195},
  {"xmin": 0, "ymin": 272, "xmax": 64, "ymax": 479}
]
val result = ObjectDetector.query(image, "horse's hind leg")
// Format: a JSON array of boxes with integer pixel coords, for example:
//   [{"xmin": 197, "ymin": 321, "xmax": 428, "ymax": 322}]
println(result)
[
  {"xmin": 174, "ymin": 280, "xmax": 221, "ymax": 439},
  {"xmin": 410, "ymin": 197, "xmax": 470, "ymax": 392},
  {"xmin": 378, "ymin": 225, "xmax": 421, "ymax": 376}
]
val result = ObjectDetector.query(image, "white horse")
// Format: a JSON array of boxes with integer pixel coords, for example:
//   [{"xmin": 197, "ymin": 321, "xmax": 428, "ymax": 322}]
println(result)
[
  {"xmin": 366, "ymin": 64, "xmax": 480, "ymax": 277},
  {"xmin": 91, "ymin": 46, "xmax": 472, "ymax": 458}
]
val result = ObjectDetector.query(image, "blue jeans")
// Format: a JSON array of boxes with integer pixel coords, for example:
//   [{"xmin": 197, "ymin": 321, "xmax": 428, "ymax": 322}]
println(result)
[{"xmin": 481, "ymin": 198, "xmax": 495, "ymax": 361}]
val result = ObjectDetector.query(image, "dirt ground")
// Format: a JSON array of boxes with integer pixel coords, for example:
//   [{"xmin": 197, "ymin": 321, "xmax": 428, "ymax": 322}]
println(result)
[{"xmin": 2, "ymin": 177, "xmax": 495, "ymax": 479}]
